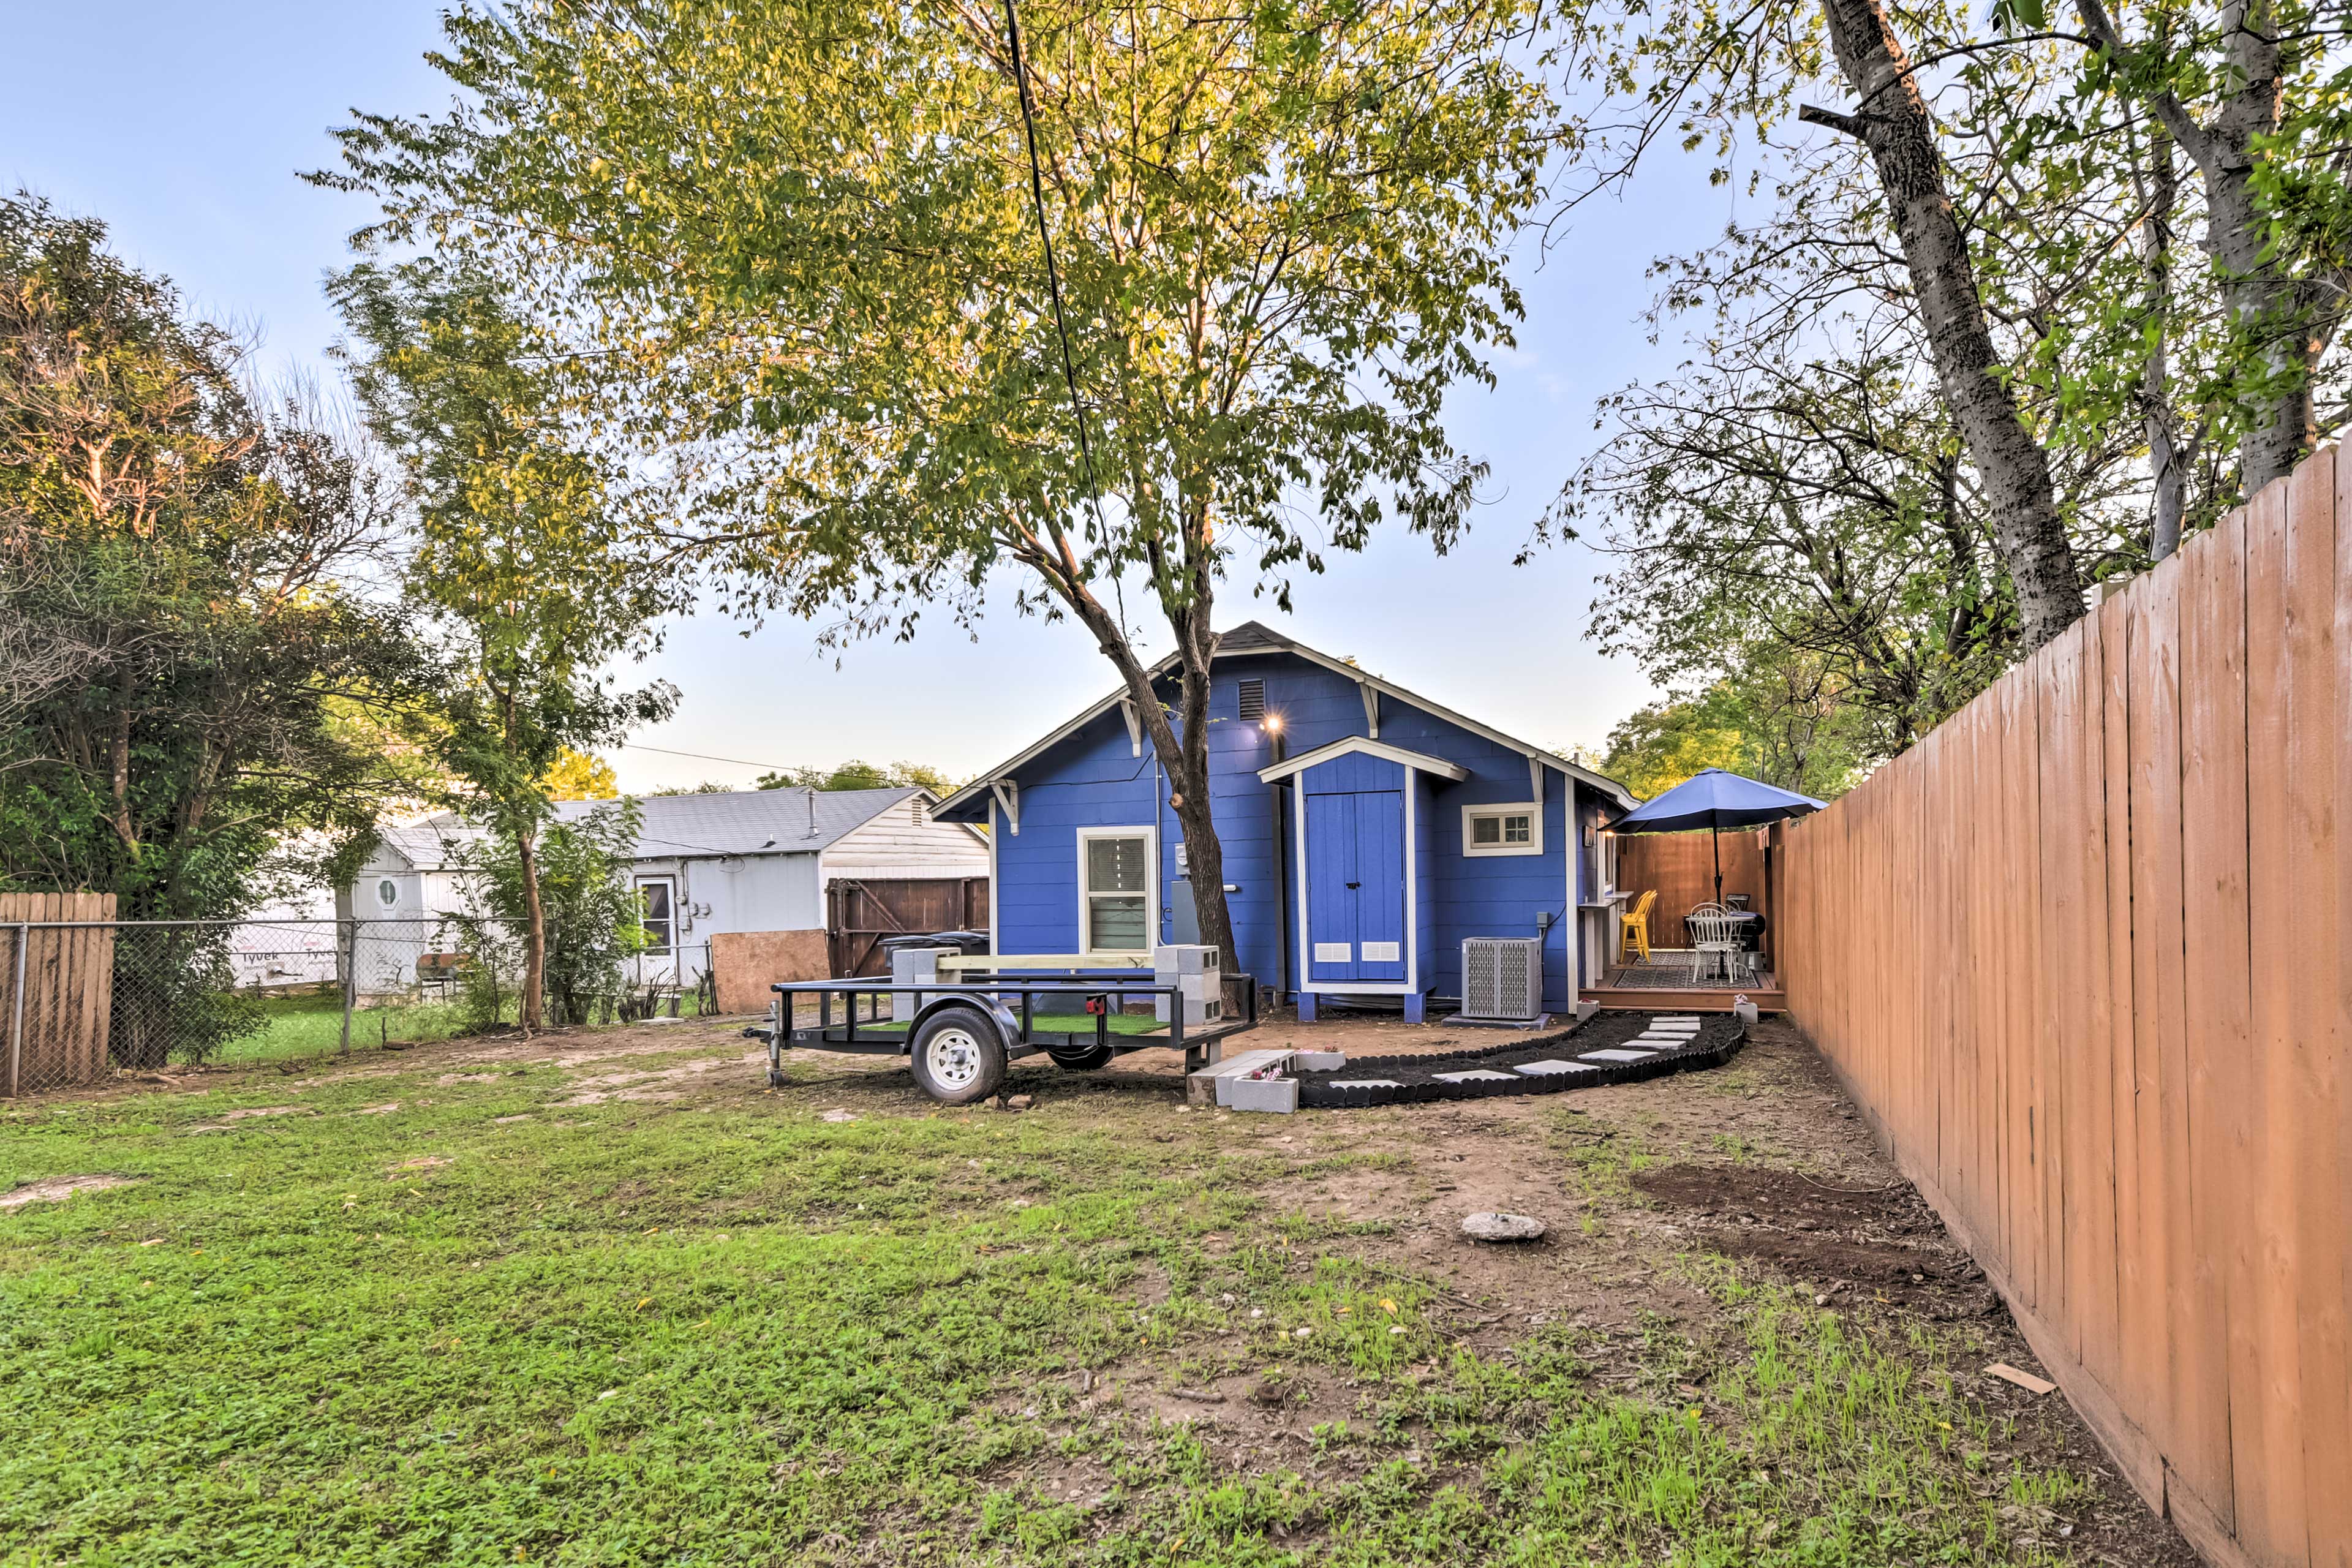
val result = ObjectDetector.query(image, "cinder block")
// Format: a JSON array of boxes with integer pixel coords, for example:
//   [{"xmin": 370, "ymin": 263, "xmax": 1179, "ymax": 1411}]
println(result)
[{"xmin": 1224, "ymin": 1076, "xmax": 1297, "ymax": 1114}]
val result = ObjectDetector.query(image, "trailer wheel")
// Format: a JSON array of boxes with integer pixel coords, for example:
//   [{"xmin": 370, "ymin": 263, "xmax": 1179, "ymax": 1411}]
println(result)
[
  {"xmin": 1047, "ymin": 1042, "xmax": 1117, "ymax": 1071},
  {"xmin": 908, "ymin": 1006, "xmax": 1006, "ymax": 1104}
]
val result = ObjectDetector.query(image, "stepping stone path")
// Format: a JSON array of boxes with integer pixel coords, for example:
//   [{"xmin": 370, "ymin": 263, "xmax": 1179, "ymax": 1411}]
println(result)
[
  {"xmin": 1433, "ymin": 1069, "xmax": 1518, "ymax": 1084},
  {"xmin": 1461, "ymin": 1212, "xmax": 1547, "ymax": 1243},
  {"xmin": 1512, "ymin": 1059, "xmax": 1597, "ymax": 1077}
]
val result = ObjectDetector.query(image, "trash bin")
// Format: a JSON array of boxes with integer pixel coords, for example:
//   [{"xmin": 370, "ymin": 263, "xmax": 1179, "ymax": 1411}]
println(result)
[{"xmin": 879, "ymin": 931, "xmax": 989, "ymax": 960}]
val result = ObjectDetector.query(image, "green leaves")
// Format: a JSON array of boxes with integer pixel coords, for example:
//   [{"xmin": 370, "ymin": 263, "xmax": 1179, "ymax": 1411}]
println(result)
[{"xmin": 329, "ymin": 0, "xmax": 1549, "ymax": 635}]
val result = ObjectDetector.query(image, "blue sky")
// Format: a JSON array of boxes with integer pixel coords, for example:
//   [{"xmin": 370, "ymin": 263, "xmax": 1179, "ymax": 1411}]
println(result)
[{"xmin": 4, "ymin": 1, "xmax": 1732, "ymax": 794}]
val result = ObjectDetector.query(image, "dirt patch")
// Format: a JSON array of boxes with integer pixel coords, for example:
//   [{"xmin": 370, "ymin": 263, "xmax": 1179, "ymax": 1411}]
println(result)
[
  {"xmin": 220, "ymin": 1104, "xmax": 302, "ymax": 1121},
  {"xmin": 2, "ymin": 1174, "xmax": 138, "ymax": 1210},
  {"xmin": 386, "ymin": 1156, "xmax": 453, "ymax": 1180},
  {"xmin": 1631, "ymin": 1161, "xmax": 1994, "ymax": 1316}
]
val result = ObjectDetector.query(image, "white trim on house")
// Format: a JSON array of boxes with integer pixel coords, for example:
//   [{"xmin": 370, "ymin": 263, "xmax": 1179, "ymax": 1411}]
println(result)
[
  {"xmin": 1461, "ymin": 801, "xmax": 1542, "ymax": 858},
  {"xmin": 935, "ymin": 623, "xmax": 1637, "ymax": 820},
  {"xmin": 1257, "ymin": 735, "xmax": 1469, "ymax": 786},
  {"xmin": 1291, "ymin": 766, "xmax": 1421, "ymax": 998},
  {"xmin": 1076, "ymin": 824, "xmax": 1158, "ymax": 959},
  {"xmin": 987, "ymin": 799, "xmax": 1002, "ymax": 958}
]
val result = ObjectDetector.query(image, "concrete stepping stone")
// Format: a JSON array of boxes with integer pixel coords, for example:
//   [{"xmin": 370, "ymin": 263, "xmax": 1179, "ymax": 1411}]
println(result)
[
  {"xmin": 1461, "ymin": 1212, "xmax": 1547, "ymax": 1242},
  {"xmin": 1512, "ymin": 1059, "xmax": 1598, "ymax": 1077},
  {"xmin": 1434, "ymin": 1069, "xmax": 1519, "ymax": 1083},
  {"xmin": 1580, "ymin": 1048, "xmax": 1657, "ymax": 1063}
]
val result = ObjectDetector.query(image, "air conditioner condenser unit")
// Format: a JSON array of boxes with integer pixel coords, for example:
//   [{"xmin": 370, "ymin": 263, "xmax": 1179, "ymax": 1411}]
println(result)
[{"xmin": 1460, "ymin": 937, "xmax": 1543, "ymax": 1023}]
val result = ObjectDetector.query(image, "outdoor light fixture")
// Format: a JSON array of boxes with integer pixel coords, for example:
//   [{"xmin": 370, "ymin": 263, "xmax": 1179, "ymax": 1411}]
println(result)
[{"xmin": 1262, "ymin": 713, "xmax": 1284, "ymax": 734}]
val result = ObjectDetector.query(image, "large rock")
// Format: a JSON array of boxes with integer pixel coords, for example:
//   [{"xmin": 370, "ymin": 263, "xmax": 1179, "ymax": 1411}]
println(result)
[{"xmin": 1461, "ymin": 1211, "xmax": 1547, "ymax": 1243}]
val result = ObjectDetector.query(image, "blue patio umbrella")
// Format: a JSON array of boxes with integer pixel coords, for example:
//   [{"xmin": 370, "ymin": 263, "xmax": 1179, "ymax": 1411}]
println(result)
[{"xmin": 1609, "ymin": 768, "xmax": 1828, "ymax": 907}]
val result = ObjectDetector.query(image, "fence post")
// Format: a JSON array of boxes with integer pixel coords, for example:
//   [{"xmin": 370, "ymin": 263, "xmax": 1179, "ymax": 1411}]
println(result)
[
  {"xmin": 6, "ymin": 923, "xmax": 25, "ymax": 1098},
  {"xmin": 339, "ymin": 918, "xmax": 358, "ymax": 1055}
]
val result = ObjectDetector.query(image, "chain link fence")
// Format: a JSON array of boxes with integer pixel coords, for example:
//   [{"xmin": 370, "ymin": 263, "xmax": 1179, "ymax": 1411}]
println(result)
[{"xmin": 1, "ymin": 916, "xmax": 717, "ymax": 1097}]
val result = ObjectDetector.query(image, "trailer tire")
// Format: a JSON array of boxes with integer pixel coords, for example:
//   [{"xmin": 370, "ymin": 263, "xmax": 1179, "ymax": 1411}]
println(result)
[
  {"xmin": 908, "ymin": 1006, "xmax": 1006, "ymax": 1104},
  {"xmin": 1046, "ymin": 1042, "xmax": 1117, "ymax": 1071}
]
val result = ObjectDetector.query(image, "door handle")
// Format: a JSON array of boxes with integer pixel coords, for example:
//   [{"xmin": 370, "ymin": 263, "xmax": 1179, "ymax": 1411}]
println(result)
[{"xmin": 1346, "ymin": 881, "xmax": 1360, "ymax": 889}]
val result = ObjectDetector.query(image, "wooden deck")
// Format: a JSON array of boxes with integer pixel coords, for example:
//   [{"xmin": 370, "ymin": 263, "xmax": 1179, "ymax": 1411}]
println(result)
[
  {"xmin": 1578, "ymin": 984, "xmax": 1784, "ymax": 1014},
  {"xmin": 1581, "ymin": 955, "xmax": 1784, "ymax": 1014}
]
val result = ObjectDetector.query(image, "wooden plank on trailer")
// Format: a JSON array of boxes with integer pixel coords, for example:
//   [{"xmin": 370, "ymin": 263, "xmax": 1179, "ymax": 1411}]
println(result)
[
  {"xmin": 2176, "ymin": 508, "xmax": 2247, "ymax": 1530},
  {"xmin": 2236, "ymin": 476, "xmax": 2307, "ymax": 1566}
]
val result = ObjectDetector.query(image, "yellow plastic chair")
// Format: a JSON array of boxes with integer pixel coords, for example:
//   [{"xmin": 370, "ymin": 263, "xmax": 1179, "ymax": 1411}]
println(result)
[{"xmin": 1619, "ymin": 889, "xmax": 1657, "ymax": 965}]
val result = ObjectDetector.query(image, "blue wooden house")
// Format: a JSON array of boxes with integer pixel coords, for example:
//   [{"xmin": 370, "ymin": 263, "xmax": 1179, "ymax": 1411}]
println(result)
[{"xmin": 932, "ymin": 624, "xmax": 1637, "ymax": 1021}]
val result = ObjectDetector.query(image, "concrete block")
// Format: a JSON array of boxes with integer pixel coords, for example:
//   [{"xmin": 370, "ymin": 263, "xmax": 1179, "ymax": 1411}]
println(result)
[
  {"xmin": 1224, "ymin": 1076, "xmax": 1297, "ymax": 1114},
  {"xmin": 1292, "ymin": 1050, "xmax": 1348, "ymax": 1072}
]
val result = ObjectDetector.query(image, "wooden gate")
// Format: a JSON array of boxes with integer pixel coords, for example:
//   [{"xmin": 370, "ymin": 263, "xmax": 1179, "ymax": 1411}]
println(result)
[{"xmin": 825, "ymin": 877, "xmax": 989, "ymax": 976}]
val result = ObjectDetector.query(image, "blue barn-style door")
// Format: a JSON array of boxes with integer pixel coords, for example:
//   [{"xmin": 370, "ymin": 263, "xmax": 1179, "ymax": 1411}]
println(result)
[{"xmin": 1305, "ymin": 789, "xmax": 1406, "ymax": 984}]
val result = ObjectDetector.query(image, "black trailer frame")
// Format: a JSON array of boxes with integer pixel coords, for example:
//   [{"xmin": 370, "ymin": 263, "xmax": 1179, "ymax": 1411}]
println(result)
[{"xmin": 749, "ymin": 973, "xmax": 1259, "ymax": 1087}]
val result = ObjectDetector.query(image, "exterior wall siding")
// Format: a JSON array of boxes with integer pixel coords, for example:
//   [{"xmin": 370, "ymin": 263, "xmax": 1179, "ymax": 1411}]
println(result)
[
  {"xmin": 820, "ymin": 797, "xmax": 991, "ymax": 882},
  {"xmin": 970, "ymin": 650, "xmax": 1604, "ymax": 1012}
]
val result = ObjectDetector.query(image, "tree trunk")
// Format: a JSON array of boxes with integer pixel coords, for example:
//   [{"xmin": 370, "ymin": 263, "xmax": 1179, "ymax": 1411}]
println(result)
[
  {"xmin": 2139, "ymin": 123, "xmax": 2187, "ymax": 561},
  {"xmin": 2075, "ymin": 0, "xmax": 2320, "ymax": 499},
  {"xmin": 1031, "ymin": 558, "xmax": 1238, "ymax": 973},
  {"xmin": 516, "ymin": 826, "xmax": 546, "ymax": 1032},
  {"xmin": 1803, "ymin": 0, "xmax": 2083, "ymax": 650}
]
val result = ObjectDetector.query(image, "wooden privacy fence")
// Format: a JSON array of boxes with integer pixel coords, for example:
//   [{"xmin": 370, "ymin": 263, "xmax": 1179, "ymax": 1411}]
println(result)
[
  {"xmin": 1776, "ymin": 448, "xmax": 2351, "ymax": 1568},
  {"xmin": 1, "ymin": 892, "xmax": 119, "ymax": 1096},
  {"xmin": 1613, "ymin": 829, "xmax": 1771, "ymax": 949}
]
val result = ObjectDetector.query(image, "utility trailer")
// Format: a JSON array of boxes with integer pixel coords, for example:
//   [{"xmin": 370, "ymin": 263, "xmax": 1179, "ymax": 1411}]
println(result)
[{"xmin": 749, "ymin": 968, "xmax": 1261, "ymax": 1105}]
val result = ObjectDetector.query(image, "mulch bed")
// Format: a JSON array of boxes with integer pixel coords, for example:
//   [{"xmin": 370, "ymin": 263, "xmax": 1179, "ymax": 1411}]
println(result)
[{"xmin": 1296, "ymin": 1009, "xmax": 1744, "ymax": 1108}]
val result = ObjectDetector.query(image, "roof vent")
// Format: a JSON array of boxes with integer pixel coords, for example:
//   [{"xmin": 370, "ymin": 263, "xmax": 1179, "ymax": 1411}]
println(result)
[{"xmin": 1237, "ymin": 678, "xmax": 1265, "ymax": 720}]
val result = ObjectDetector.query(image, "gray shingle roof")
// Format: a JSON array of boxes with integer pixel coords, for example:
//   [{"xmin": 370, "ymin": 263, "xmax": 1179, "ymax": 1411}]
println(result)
[{"xmin": 380, "ymin": 787, "xmax": 921, "ymax": 868}]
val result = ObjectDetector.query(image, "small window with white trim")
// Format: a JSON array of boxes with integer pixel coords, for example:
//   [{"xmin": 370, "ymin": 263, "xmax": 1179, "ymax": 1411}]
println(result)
[
  {"xmin": 1079, "ymin": 827, "xmax": 1154, "ymax": 952},
  {"xmin": 1461, "ymin": 802, "xmax": 1542, "ymax": 857}
]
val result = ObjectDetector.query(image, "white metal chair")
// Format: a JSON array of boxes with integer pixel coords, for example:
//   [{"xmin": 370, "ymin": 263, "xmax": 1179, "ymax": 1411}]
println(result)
[{"xmin": 1686, "ymin": 906, "xmax": 1749, "ymax": 987}]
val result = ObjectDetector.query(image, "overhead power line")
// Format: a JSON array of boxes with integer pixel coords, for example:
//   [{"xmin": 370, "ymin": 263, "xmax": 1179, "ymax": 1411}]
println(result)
[
  {"xmin": 621, "ymin": 742, "xmax": 794, "ymax": 772},
  {"xmin": 1001, "ymin": 0, "xmax": 1114, "ymax": 556}
]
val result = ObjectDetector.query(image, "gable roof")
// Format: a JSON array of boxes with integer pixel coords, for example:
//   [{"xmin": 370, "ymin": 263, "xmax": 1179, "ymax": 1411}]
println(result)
[
  {"xmin": 379, "ymin": 786, "xmax": 952, "ymax": 869},
  {"xmin": 934, "ymin": 621, "xmax": 1637, "ymax": 817}
]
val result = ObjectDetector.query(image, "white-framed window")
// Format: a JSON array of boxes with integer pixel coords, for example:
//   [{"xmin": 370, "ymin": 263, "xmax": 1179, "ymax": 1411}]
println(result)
[
  {"xmin": 636, "ymin": 876, "xmax": 676, "ymax": 953},
  {"xmin": 1077, "ymin": 826, "xmax": 1156, "ymax": 954},
  {"xmin": 375, "ymin": 878, "xmax": 399, "ymax": 908},
  {"xmin": 1461, "ymin": 802, "xmax": 1542, "ymax": 858}
]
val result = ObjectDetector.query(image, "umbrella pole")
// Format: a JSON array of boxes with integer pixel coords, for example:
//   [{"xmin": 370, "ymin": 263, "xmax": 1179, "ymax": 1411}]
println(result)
[{"xmin": 1712, "ymin": 824, "xmax": 1723, "ymax": 906}]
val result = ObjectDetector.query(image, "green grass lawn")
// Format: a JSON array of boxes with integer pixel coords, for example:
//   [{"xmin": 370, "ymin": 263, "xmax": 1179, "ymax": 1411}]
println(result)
[
  {"xmin": 212, "ymin": 992, "xmax": 482, "ymax": 1066},
  {"xmin": 215, "ymin": 990, "xmax": 718, "ymax": 1068},
  {"xmin": 0, "ymin": 1025, "xmax": 2143, "ymax": 1567}
]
